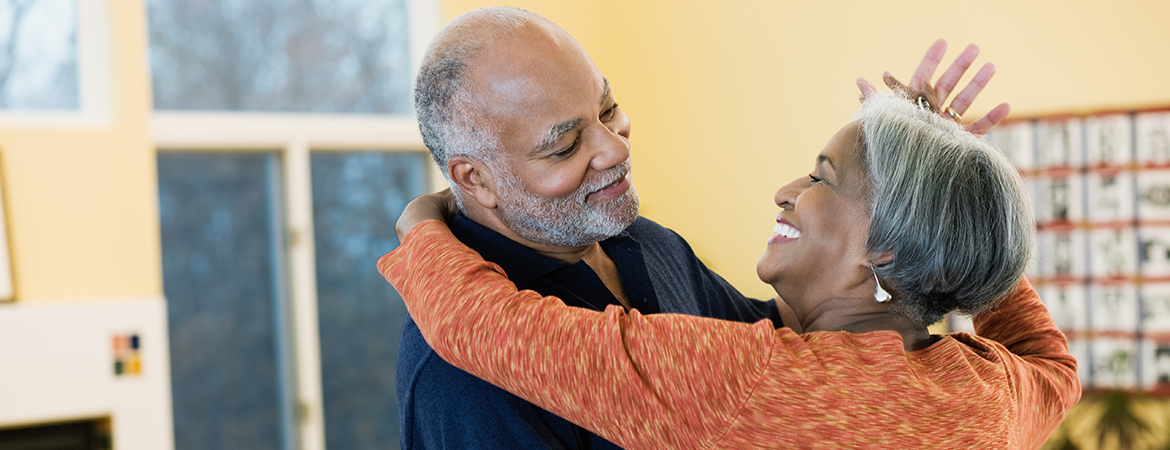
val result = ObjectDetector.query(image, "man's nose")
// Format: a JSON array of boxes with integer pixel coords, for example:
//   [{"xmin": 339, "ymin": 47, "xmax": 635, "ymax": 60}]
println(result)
[{"xmin": 590, "ymin": 126, "xmax": 631, "ymax": 170}]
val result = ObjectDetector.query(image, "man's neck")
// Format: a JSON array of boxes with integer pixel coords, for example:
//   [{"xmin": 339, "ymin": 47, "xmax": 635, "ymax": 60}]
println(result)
[
  {"xmin": 462, "ymin": 208, "xmax": 632, "ymax": 308},
  {"xmin": 465, "ymin": 208, "xmax": 596, "ymax": 262}
]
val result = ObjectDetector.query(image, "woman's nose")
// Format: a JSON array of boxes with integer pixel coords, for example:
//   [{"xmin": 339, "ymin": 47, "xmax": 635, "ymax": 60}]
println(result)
[{"xmin": 774, "ymin": 177, "xmax": 803, "ymax": 208}]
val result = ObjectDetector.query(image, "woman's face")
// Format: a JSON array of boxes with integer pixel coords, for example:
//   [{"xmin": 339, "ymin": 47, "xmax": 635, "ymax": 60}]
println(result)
[{"xmin": 757, "ymin": 121, "xmax": 875, "ymax": 299}]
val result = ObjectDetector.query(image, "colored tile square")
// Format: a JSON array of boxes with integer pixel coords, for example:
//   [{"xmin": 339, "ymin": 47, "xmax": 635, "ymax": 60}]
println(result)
[
  {"xmin": 1042, "ymin": 283, "xmax": 1088, "ymax": 331},
  {"xmin": 1037, "ymin": 118, "xmax": 1084, "ymax": 168},
  {"xmin": 988, "ymin": 121, "xmax": 1036, "ymax": 171},
  {"xmin": 1136, "ymin": 112, "xmax": 1170, "ymax": 165},
  {"xmin": 1086, "ymin": 114, "xmax": 1133, "ymax": 168},
  {"xmin": 1091, "ymin": 337, "xmax": 1138, "ymax": 389}
]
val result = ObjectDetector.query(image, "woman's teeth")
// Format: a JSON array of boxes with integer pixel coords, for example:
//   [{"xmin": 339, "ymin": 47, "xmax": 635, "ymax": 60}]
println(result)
[{"xmin": 773, "ymin": 223, "xmax": 801, "ymax": 239}]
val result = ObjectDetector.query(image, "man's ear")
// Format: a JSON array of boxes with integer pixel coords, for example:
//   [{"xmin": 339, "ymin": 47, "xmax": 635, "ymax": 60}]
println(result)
[{"xmin": 449, "ymin": 155, "xmax": 499, "ymax": 209}]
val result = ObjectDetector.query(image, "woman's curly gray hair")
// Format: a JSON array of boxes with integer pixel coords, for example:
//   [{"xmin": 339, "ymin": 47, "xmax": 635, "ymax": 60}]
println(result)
[{"xmin": 859, "ymin": 92, "xmax": 1034, "ymax": 327}]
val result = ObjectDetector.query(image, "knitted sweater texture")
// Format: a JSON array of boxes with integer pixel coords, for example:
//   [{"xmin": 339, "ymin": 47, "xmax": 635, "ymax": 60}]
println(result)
[{"xmin": 379, "ymin": 220, "xmax": 1081, "ymax": 449}]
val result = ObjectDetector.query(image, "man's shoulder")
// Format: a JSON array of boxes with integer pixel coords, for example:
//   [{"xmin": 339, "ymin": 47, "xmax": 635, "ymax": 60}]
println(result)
[
  {"xmin": 397, "ymin": 317, "xmax": 596, "ymax": 449},
  {"xmin": 399, "ymin": 317, "xmax": 492, "ymax": 396},
  {"xmin": 619, "ymin": 216, "xmax": 698, "ymax": 261},
  {"xmin": 623, "ymin": 216, "xmax": 688, "ymax": 245},
  {"xmin": 397, "ymin": 317, "xmax": 438, "ymax": 383},
  {"xmin": 625, "ymin": 215, "xmax": 672, "ymax": 235},
  {"xmin": 620, "ymin": 218, "xmax": 779, "ymax": 325}
]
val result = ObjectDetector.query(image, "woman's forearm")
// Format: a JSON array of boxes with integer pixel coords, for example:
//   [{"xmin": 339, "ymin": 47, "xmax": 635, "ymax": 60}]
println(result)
[
  {"xmin": 379, "ymin": 220, "xmax": 771, "ymax": 449},
  {"xmin": 971, "ymin": 279, "xmax": 1081, "ymax": 448}
]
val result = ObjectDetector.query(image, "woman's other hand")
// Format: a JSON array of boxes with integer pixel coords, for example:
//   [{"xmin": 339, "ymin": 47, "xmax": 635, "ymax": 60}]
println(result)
[
  {"xmin": 856, "ymin": 39, "xmax": 1011, "ymax": 136},
  {"xmin": 396, "ymin": 188, "xmax": 458, "ymax": 241}
]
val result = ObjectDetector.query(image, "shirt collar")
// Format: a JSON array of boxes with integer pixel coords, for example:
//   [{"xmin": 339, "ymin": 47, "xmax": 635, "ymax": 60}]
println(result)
[{"xmin": 449, "ymin": 214, "xmax": 638, "ymax": 289}]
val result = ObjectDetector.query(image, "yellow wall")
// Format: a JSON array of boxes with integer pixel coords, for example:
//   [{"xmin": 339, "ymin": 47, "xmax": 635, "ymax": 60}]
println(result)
[
  {"xmin": 443, "ymin": 0, "xmax": 1170, "ymax": 298},
  {"xmin": 0, "ymin": 0, "xmax": 1160, "ymax": 444},
  {"xmin": 0, "ymin": 0, "xmax": 1159, "ymax": 319},
  {"xmin": 0, "ymin": 1, "xmax": 159, "ymax": 302},
  {"xmin": 10, "ymin": 1, "xmax": 1159, "ymax": 305}
]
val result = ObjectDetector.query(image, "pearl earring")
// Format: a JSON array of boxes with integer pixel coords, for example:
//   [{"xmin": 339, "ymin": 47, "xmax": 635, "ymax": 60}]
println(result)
[{"xmin": 872, "ymin": 265, "xmax": 890, "ymax": 303}]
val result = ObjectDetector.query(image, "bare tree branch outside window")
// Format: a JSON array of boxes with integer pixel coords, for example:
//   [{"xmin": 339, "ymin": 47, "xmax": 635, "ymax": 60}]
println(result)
[
  {"xmin": 0, "ymin": 0, "xmax": 80, "ymax": 110},
  {"xmin": 148, "ymin": 0, "xmax": 412, "ymax": 114}
]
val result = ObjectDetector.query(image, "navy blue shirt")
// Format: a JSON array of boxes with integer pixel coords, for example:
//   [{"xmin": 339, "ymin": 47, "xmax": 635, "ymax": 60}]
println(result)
[{"xmin": 397, "ymin": 214, "xmax": 780, "ymax": 449}]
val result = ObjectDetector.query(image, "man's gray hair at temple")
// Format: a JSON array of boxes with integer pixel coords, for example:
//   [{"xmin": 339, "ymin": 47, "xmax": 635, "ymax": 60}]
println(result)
[{"xmin": 413, "ymin": 7, "xmax": 540, "ymax": 204}]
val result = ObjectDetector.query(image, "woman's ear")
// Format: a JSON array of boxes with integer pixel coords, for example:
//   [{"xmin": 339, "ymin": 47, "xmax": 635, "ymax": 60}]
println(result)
[
  {"xmin": 870, "ymin": 249, "xmax": 894, "ymax": 266},
  {"xmin": 449, "ymin": 155, "xmax": 499, "ymax": 209}
]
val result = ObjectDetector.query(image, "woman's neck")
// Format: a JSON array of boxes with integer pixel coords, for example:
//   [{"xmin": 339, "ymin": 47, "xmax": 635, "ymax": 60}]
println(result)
[{"xmin": 797, "ymin": 296, "xmax": 934, "ymax": 351}]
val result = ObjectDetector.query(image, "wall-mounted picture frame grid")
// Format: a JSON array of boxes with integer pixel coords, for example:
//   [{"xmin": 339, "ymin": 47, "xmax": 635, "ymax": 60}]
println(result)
[{"xmin": 986, "ymin": 110, "xmax": 1170, "ymax": 392}]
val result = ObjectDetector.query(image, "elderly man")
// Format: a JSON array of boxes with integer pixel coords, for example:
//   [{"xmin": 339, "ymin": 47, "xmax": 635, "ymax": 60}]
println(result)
[
  {"xmin": 399, "ymin": 7, "xmax": 778, "ymax": 449},
  {"xmin": 398, "ymin": 6, "xmax": 1005, "ymax": 450}
]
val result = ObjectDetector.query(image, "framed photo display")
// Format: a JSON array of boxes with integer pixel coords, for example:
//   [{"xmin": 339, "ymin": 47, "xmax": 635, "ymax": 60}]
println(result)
[{"xmin": 985, "ymin": 109, "xmax": 1170, "ymax": 393}]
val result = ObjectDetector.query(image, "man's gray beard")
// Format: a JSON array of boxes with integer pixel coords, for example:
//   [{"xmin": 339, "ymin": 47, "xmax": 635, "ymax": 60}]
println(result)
[{"xmin": 493, "ymin": 161, "xmax": 640, "ymax": 247}]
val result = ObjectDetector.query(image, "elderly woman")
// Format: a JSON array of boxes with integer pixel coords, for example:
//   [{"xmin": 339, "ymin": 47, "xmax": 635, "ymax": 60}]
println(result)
[{"xmin": 380, "ymin": 91, "xmax": 1080, "ymax": 448}]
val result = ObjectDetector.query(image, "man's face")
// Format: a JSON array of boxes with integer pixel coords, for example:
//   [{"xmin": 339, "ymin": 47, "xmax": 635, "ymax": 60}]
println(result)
[{"xmin": 470, "ymin": 22, "xmax": 638, "ymax": 247}]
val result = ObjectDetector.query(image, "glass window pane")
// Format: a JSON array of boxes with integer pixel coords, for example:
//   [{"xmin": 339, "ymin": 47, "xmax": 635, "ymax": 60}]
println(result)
[
  {"xmin": 0, "ymin": 0, "xmax": 79, "ymax": 110},
  {"xmin": 147, "ymin": 0, "xmax": 412, "ymax": 114},
  {"xmin": 311, "ymin": 151, "xmax": 427, "ymax": 450},
  {"xmin": 158, "ymin": 152, "xmax": 290, "ymax": 450}
]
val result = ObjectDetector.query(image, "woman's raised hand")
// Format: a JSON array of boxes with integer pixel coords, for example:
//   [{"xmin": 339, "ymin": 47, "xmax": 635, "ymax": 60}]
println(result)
[{"xmin": 857, "ymin": 39, "xmax": 1011, "ymax": 136}]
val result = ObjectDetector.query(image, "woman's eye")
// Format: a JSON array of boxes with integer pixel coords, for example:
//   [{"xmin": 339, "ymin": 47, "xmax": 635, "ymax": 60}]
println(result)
[{"xmin": 808, "ymin": 174, "xmax": 823, "ymax": 184}]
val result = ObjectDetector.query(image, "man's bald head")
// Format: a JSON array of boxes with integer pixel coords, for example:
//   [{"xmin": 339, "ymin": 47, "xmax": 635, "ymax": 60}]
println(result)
[{"xmin": 414, "ymin": 7, "xmax": 558, "ymax": 181}]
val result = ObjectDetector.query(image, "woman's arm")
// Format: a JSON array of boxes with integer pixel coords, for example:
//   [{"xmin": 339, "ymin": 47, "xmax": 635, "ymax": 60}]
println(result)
[
  {"xmin": 380, "ymin": 221, "xmax": 778, "ymax": 449},
  {"xmin": 971, "ymin": 280, "xmax": 1082, "ymax": 448},
  {"xmin": 381, "ymin": 221, "xmax": 1081, "ymax": 447},
  {"xmin": 394, "ymin": 188, "xmax": 456, "ymax": 241}
]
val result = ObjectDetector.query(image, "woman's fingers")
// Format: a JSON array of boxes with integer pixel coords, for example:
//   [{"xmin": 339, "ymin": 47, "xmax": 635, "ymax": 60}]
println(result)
[
  {"xmin": 856, "ymin": 77, "xmax": 879, "ymax": 102},
  {"xmin": 908, "ymin": 39, "xmax": 947, "ymax": 91},
  {"xmin": 934, "ymin": 43, "xmax": 980, "ymax": 106},
  {"xmin": 965, "ymin": 102, "xmax": 1011, "ymax": 136},
  {"xmin": 949, "ymin": 62, "xmax": 996, "ymax": 115}
]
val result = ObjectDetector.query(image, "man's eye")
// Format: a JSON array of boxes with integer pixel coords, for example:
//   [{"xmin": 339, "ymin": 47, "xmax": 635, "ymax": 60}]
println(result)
[
  {"xmin": 601, "ymin": 103, "xmax": 619, "ymax": 121},
  {"xmin": 808, "ymin": 174, "xmax": 823, "ymax": 184},
  {"xmin": 554, "ymin": 142, "xmax": 578, "ymax": 158}
]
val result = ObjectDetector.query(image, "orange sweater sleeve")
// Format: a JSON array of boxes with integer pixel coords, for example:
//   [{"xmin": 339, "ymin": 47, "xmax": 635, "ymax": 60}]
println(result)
[
  {"xmin": 380, "ymin": 220, "xmax": 1080, "ymax": 448},
  {"xmin": 972, "ymin": 280, "xmax": 1082, "ymax": 449},
  {"xmin": 381, "ymin": 221, "xmax": 776, "ymax": 449}
]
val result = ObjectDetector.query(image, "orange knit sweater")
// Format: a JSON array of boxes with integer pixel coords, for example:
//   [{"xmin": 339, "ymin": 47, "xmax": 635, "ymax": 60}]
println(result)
[{"xmin": 380, "ymin": 220, "xmax": 1081, "ymax": 449}]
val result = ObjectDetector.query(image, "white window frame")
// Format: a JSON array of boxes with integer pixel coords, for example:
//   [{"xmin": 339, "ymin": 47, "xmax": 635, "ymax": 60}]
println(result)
[
  {"xmin": 0, "ymin": 0, "xmax": 112, "ymax": 128},
  {"xmin": 151, "ymin": 1, "xmax": 444, "ymax": 448}
]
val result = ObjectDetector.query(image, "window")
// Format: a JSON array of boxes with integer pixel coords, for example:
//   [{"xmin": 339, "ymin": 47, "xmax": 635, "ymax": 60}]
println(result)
[
  {"xmin": 150, "ymin": 1, "xmax": 441, "ymax": 449},
  {"xmin": 310, "ymin": 152, "xmax": 427, "ymax": 449},
  {"xmin": 0, "ymin": 0, "xmax": 110, "ymax": 125},
  {"xmin": 148, "ymin": 0, "xmax": 413, "ymax": 114},
  {"xmin": 159, "ymin": 150, "xmax": 430, "ymax": 450},
  {"xmin": 158, "ymin": 152, "xmax": 291, "ymax": 450},
  {"xmin": 0, "ymin": 0, "xmax": 79, "ymax": 110}
]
